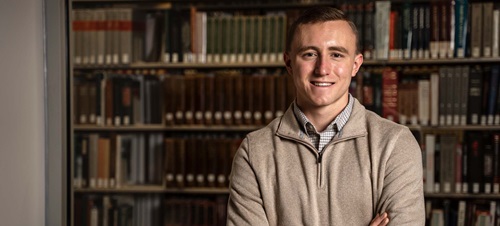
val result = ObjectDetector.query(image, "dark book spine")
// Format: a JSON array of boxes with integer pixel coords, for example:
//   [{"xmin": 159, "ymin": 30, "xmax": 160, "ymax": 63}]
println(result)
[
  {"xmin": 223, "ymin": 74, "xmax": 234, "ymax": 125},
  {"xmin": 204, "ymin": 75, "xmax": 214, "ymax": 126},
  {"xmin": 467, "ymin": 66, "xmax": 483, "ymax": 125},
  {"xmin": 194, "ymin": 75, "xmax": 205, "ymax": 125},
  {"xmin": 233, "ymin": 75, "xmax": 244, "ymax": 125},
  {"xmin": 263, "ymin": 75, "xmax": 276, "ymax": 124},
  {"xmin": 467, "ymin": 132, "xmax": 484, "ymax": 193}
]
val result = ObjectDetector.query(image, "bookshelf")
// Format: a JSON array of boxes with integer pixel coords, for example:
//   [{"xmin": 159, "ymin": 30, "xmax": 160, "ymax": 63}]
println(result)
[{"xmin": 67, "ymin": 0, "xmax": 500, "ymax": 225}]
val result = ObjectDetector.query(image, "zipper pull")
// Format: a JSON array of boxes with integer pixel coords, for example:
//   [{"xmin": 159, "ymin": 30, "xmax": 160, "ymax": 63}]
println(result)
[{"xmin": 317, "ymin": 152, "xmax": 323, "ymax": 164}]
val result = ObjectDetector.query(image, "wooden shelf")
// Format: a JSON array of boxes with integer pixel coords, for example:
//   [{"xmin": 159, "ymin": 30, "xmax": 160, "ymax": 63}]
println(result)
[
  {"xmin": 73, "ymin": 124, "xmax": 262, "ymax": 132},
  {"xmin": 74, "ymin": 186, "xmax": 229, "ymax": 194},
  {"xmin": 425, "ymin": 193, "xmax": 500, "ymax": 199},
  {"xmin": 73, "ymin": 124, "xmax": 500, "ymax": 132},
  {"xmin": 72, "ymin": 57, "xmax": 500, "ymax": 70}
]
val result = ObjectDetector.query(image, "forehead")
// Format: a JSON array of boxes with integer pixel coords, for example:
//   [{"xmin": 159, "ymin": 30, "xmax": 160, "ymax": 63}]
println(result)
[{"xmin": 292, "ymin": 20, "xmax": 357, "ymax": 51}]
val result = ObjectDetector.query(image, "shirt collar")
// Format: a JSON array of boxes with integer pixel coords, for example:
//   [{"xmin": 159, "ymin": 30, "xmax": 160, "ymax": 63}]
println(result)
[{"xmin": 293, "ymin": 94, "xmax": 354, "ymax": 135}]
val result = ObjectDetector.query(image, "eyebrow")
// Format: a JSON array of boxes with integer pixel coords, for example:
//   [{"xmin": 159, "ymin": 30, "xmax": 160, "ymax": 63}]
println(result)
[{"xmin": 297, "ymin": 46, "xmax": 350, "ymax": 54}]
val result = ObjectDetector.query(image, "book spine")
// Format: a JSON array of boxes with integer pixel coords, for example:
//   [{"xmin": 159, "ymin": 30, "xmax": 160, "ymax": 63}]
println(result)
[
  {"xmin": 418, "ymin": 77, "xmax": 430, "ymax": 126},
  {"xmin": 455, "ymin": 0, "xmax": 468, "ymax": 58},
  {"xmin": 430, "ymin": 72, "xmax": 439, "ymax": 126},
  {"xmin": 468, "ymin": 66, "xmax": 483, "ymax": 125},
  {"xmin": 494, "ymin": 9, "xmax": 500, "ymax": 58},
  {"xmin": 460, "ymin": 66, "xmax": 470, "ymax": 125},
  {"xmin": 382, "ymin": 69, "xmax": 399, "ymax": 122},
  {"xmin": 364, "ymin": 2, "xmax": 375, "ymax": 59},
  {"xmin": 430, "ymin": 1, "xmax": 440, "ymax": 59},
  {"xmin": 375, "ymin": 1, "xmax": 390, "ymax": 60},
  {"xmin": 425, "ymin": 134, "xmax": 436, "ymax": 193},
  {"xmin": 488, "ymin": 65, "xmax": 500, "ymax": 125},
  {"xmin": 471, "ymin": 3, "xmax": 483, "ymax": 58}
]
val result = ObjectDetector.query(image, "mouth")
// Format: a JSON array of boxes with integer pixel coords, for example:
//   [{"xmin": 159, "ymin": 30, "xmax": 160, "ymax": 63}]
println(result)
[{"xmin": 311, "ymin": 81, "xmax": 334, "ymax": 87}]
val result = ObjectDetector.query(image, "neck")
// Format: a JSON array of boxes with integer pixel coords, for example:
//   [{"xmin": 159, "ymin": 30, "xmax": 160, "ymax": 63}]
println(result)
[{"xmin": 297, "ymin": 96, "xmax": 349, "ymax": 132}]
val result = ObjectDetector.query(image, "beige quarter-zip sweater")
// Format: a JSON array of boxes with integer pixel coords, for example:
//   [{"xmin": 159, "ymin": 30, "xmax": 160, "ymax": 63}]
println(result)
[{"xmin": 227, "ymin": 98, "xmax": 425, "ymax": 225}]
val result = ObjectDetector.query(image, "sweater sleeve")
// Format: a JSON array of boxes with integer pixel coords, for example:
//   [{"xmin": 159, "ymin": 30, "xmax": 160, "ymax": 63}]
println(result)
[
  {"xmin": 226, "ymin": 137, "xmax": 270, "ymax": 226},
  {"xmin": 377, "ymin": 128, "xmax": 426, "ymax": 225}
]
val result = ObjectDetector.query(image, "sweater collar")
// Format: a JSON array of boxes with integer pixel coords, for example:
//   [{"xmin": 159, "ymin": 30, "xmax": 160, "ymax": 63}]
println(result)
[{"xmin": 276, "ymin": 97, "xmax": 367, "ymax": 141}]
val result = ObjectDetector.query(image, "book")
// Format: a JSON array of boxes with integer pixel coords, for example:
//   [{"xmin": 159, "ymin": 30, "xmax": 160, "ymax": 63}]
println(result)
[
  {"xmin": 467, "ymin": 132, "xmax": 484, "ymax": 193},
  {"xmin": 252, "ymin": 75, "xmax": 264, "ymax": 126},
  {"xmin": 263, "ymin": 75, "xmax": 276, "ymax": 124},
  {"xmin": 483, "ymin": 134, "xmax": 494, "ymax": 194},
  {"xmin": 494, "ymin": 8, "xmax": 500, "ymax": 58},
  {"xmin": 468, "ymin": 65, "xmax": 483, "ymax": 125},
  {"xmin": 493, "ymin": 134, "xmax": 500, "ymax": 193},
  {"xmin": 163, "ymin": 75, "xmax": 175, "ymax": 125},
  {"xmin": 471, "ymin": 3, "xmax": 483, "ymax": 58},
  {"xmin": 483, "ymin": 2, "xmax": 494, "ymax": 58},
  {"xmin": 430, "ymin": 72, "xmax": 439, "ymax": 126},
  {"xmin": 402, "ymin": 2, "xmax": 412, "ymax": 59},
  {"xmin": 233, "ymin": 74, "xmax": 244, "ymax": 125},
  {"xmin": 455, "ymin": 0, "xmax": 469, "ymax": 58},
  {"xmin": 194, "ymin": 74, "xmax": 206, "ymax": 125},
  {"xmin": 364, "ymin": 2, "xmax": 375, "ymax": 59},
  {"xmin": 213, "ymin": 74, "xmax": 225, "ymax": 125},
  {"xmin": 204, "ymin": 75, "xmax": 215, "ymax": 126},
  {"xmin": 174, "ymin": 138, "xmax": 186, "ymax": 188},
  {"xmin": 185, "ymin": 137, "xmax": 197, "ymax": 187},
  {"xmin": 184, "ymin": 75, "xmax": 195, "ymax": 125},
  {"xmin": 440, "ymin": 134, "xmax": 457, "ymax": 193},
  {"xmin": 173, "ymin": 76, "xmax": 186, "ymax": 125},
  {"xmin": 375, "ymin": 1, "xmax": 390, "ymax": 60},
  {"xmin": 223, "ymin": 74, "xmax": 234, "ymax": 125},
  {"xmin": 481, "ymin": 66, "xmax": 492, "ymax": 125},
  {"xmin": 418, "ymin": 75, "xmax": 430, "ymax": 126},
  {"xmin": 243, "ymin": 75, "xmax": 254, "ymax": 125},
  {"xmin": 487, "ymin": 65, "xmax": 500, "ymax": 125},
  {"xmin": 425, "ymin": 133, "xmax": 436, "ymax": 193},
  {"xmin": 459, "ymin": 66, "xmax": 470, "ymax": 125},
  {"xmin": 275, "ymin": 74, "xmax": 287, "ymax": 118},
  {"xmin": 430, "ymin": 1, "xmax": 440, "ymax": 59},
  {"xmin": 382, "ymin": 68, "xmax": 398, "ymax": 122},
  {"xmin": 195, "ymin": 138, "xmax": 207, "ymax": 187},
  {"xmin": 164, "ymin": 138, "xmax": 176, "ymax": 188}
]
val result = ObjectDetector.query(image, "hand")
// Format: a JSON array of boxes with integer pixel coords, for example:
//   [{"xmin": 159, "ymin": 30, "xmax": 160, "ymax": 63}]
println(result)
[{"xmin": 369, "ymin": 212, "xmax": 389, "ymax": 226}]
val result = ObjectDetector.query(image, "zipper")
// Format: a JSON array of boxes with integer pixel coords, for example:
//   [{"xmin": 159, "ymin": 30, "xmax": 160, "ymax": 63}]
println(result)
[
  {"xmin": 277, "ymin": 132, "xmax": 366, "ymax": 188},
  {"xmin": 318, "ymin": 151, "xmax": 324, "ymax": 187}
]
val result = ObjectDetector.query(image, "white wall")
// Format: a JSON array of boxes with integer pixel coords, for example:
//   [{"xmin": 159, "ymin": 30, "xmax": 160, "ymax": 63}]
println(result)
[{"xmin": 0, "ymin": 0, "xmax": 46, "ymax": 225}]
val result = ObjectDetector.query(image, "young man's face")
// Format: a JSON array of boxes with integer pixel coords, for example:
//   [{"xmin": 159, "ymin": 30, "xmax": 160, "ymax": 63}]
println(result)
[{"xmin": 284, "ymin": 20, "xmax": 363, "ymax": 113}]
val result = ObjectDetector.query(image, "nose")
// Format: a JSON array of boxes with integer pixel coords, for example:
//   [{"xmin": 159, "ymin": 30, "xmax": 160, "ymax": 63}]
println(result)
[{"xmin": 314, "ymin": 56, "xmax": 331, "ymax": 76}]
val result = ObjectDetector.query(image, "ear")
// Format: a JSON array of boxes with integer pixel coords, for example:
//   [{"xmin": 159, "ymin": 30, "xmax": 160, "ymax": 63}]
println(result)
[
  {"xmin": 284, "ymin": 52, "xmax": 293, "ymax": 75},
  {"xmin": 351, "ymin": 53, "xmax": 364, "ymax": 77}
]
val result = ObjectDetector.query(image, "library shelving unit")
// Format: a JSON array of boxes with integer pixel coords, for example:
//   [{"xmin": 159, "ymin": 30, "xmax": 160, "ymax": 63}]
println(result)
[{"xmin": 68, "ymin": 0, "xmax": 500, "ymax": 225}]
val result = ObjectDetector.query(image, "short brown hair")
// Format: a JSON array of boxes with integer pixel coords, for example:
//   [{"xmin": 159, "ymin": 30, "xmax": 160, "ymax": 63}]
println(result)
[{"xmin": 285, "ymin": 7, "xmax": 359, "ymax": 53}]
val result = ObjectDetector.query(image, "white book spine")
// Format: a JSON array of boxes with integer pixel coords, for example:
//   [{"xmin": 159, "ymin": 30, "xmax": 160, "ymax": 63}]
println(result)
[
  {"xmin": 493, "ymin": 10, "xmax": 500, "ymax": 58},
  {"xmin": 430, "ymin": 73, "xmax": 439, "ymax": 126},
  {"xmin": 425, "ymin": 134, "xmax": 436, "ymax": 193}
]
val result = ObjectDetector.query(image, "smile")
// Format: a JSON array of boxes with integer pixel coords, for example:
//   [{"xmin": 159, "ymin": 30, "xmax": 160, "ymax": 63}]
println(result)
[{"xmin": 311, "ymin": 82, "xmax": 334, "ymax": 87}]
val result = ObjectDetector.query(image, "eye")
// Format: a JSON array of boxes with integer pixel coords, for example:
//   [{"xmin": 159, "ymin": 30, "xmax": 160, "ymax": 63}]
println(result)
[
  {"xmin": 332, "ymin": 53, "xmax": 343, "ymax": 58},
  {"xmin": 301, "ymin": 52, "xmax": 317, "ymax": 59}
]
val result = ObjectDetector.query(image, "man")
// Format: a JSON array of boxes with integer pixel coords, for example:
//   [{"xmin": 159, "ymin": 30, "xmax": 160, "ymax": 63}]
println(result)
[{"xmin": 227, "ymin": 6, "xmax": 425, "ymax": 226}]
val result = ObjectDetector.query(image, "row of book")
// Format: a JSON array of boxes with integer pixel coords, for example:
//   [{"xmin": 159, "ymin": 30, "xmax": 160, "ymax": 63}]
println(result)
[
  {"xmin": 74, "ymin": 195, "xmax": 228, "ymax": 226},
  {"xmin": 73, "ymin": 70, "xmax": 295, "ymax": 127},
  {"xmin": 426, "ymin": 199, "xmax": 500, "ymax": 226},
  {"xmin": 345, "ymin": 0, "xmax": 500, "ymax": 60},
  {"xmin": 424, "ymin": 132, "xmax": 500, "ymax": 195},
  {"xmin": 71, "ymin": 0, "xmax": 500, "ymax": 66},
  {"xmin": 355, "ymin": 65, "xmax": 500, "ymax": 126},
  {"xmin": 71, "ymin": 8, "xmax": 287, "ymax": 66},
  {"xmin": 75, "ymin": 195, "xmax": 161, "ymax": 226},
  {"xmin": 73, "ymin": 133, "xmax": 243, "ymax": 189},
  {"xmin": 164, "ymin": 196, "xmax": 228, "ymax": 226}
]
